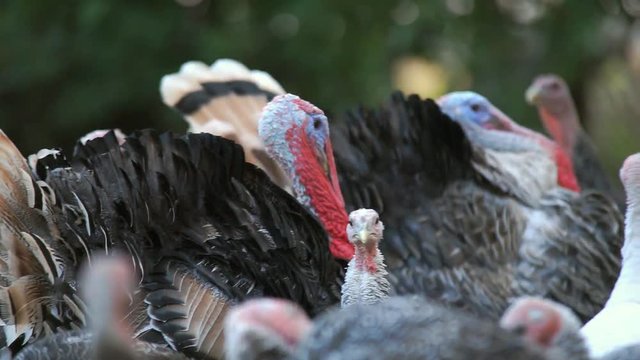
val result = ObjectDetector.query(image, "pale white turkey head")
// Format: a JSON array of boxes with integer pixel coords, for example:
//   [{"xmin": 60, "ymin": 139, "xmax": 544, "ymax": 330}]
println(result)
[{"xmin": 346, "ymin": 208, "xmax": 384, "ymax": 248}]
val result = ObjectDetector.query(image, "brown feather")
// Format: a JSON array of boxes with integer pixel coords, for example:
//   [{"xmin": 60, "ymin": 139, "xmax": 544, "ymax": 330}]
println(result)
[
  {"xmin": 144, "ymin": 262, "xmax": 231, "ymax": 359},
  {"xmin": 0, "ymin": 131, "xmax": 78, "ymax": 347}
]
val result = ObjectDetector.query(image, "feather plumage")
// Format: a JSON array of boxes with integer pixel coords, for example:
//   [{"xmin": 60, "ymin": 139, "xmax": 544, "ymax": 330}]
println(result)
[
  {"xmin": 160, "ymin": 59, "xmax": 290, "ymax": 191},
  {"xmin": 331, "ymin": 93, "xmax": 622, "ymax": 321},
  {"xmin": 0, "ymin": 129, "xmax": 343, "ymax": 359}
]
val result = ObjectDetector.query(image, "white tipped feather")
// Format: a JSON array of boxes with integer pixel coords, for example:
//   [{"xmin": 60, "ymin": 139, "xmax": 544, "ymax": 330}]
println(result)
[
  {"xmin": 209, "ymin": 59, "xmax": 252, "ymax": 81},
  {"xmin": 179, "ymin": 61, "xmax": 217, "ymax": 83},
  {"xmin": 79, "ymin": 129, "xmax": 126, "ymax": 146},
  {"xmin": 250, "ymin": 70, "xmax": 285, "ymax": 95},
  {"xmin": 159, "ymin": 74, "xmax": 201, "ymax": 108},
  {"xmin": 191, "ymin": 120, "xmax": 239, "ymax": 142},
  {"xmin": 180, "ymin": 60, "xmax": 210, "ymax": 73}
]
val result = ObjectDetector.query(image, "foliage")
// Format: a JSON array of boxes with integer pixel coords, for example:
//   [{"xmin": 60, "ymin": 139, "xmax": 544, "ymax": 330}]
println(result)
[{"xmin": 0, "ymin": 0, "xmax": 636, "ymax": 166}]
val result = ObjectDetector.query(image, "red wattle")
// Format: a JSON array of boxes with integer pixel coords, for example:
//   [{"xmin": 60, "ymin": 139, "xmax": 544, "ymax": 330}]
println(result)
[
  {"xmin": 553, "ymin": 147, "xmax": 581, "ymax": 193},
  {"xmin": 539, "ymin": 109, "xmax": 569, "ymax": 152},
  {"xmin": 286, "ymin": 125, "xmax": 354, "ymax": 260},
  {"xmin": 537, "ymin": 109, "xmax": 581, "ymax": 192},
  {"xmin": 508, "ymin": 122, "xmax": 580, "ymax": 193},
  {"xmin": 354, "ymin": 245, "xmax": 378, "ymax": 273}
]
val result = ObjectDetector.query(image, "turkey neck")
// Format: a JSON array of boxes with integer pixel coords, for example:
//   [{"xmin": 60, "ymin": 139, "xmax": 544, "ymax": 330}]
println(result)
[
  {"xmin": 506, "ymin": 120, "xmax": 580, "ymax": 192},
  {"xmin": 286, "ymin": 125, "xmax": 352, "ymax": 260},
  {"xmin": 608, "ymin": 189, "xmax": 640, "ymax": 306},
  {"xmin": 354, "ymin": 243, "xmax": 380, "ymax": 273},
  {"xmin": 536, "ymin": 99, "xmax": 581, "ymax": 157}
]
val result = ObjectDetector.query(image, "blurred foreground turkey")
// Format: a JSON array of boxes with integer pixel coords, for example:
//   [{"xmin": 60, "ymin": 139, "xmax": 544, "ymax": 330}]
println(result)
[{"xmin": 8, "ymin": 256, "xmax": 188, "ymax": 360}]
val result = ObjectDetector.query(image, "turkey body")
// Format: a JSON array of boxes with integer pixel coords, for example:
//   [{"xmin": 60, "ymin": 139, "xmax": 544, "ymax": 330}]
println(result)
[
  {"xmin": 295, "ymin": 296, "xmax": 551, "ymax": 360},
  {"xmin": 0, "ymin": 130, "xmax": 343, "ymax": 359}
]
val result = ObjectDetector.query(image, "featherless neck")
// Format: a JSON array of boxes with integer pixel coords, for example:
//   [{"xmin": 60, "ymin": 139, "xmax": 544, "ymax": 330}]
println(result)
[
  {"xmin": 537, "ymin": 104, "xmax": 581, "ymax": 156},
  {"xmin": 623, "ymin": 197, "xmax": 640, "ymax": 262},
  {"xmin": 607, "ymin": 189, "xmax": 640, "ymax": 305},
  {"xmin": 508, "ymin": 122, "xmax": 580, "ymax": 192},
  {"xmin": 354, "ymin": 243, "xmax": 380, "ymax": 273}
]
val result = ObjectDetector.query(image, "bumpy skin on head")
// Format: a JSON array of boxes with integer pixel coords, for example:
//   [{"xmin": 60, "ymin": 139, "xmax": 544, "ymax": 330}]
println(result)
[
  {"xmin": 500, "ymin": 297, "xmax": 588, "ymax": 359},
  {"xmin": 437, "ymin": 91, "xmax": 580, "ymax": 192},
  {"xmin": 259, "ymin": 94, "xmax": 353, "ymax": 260},
  {"xmin": 526, "ymin": 74, "xmax": 620, "ymax": 204},
  {"xmin": 341, "ymin": 209, "xmax": 390, "ymax": 307},
  {"xmin": 224, "ymin": 298, "xmax": 312, "ymax": 360}
]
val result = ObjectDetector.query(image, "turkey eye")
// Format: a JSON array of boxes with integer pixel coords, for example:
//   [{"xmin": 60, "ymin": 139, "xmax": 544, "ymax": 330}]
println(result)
[
  {"xmin": 348, "ymin": 220, "xmax": 353, "ymax": 226},
  {"xmin": 374, "ymin": 218, "xmax": 379, "ymax": 224},
  {"xmin": 313, "ymin": 119, "xmax": 322, "ymax": 130},
  {"xmin": 550, "ymin": 82, "xmax": 560, "ymax": 90},
  {"xmin": 470, "ymin": 104, "xmax": 481, "ymax": 112}
]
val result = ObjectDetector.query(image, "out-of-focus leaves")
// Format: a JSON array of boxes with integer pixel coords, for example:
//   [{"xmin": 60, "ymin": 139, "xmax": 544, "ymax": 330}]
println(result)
[{"xmin": 0, "ymin": 0, "xmax": 637, "ymax": 180}]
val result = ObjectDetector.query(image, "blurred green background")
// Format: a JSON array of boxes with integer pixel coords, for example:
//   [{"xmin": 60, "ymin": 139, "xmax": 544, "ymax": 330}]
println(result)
[{"xmin": 1, "ymin": 0, "xmax": 639, "ymax": 179}]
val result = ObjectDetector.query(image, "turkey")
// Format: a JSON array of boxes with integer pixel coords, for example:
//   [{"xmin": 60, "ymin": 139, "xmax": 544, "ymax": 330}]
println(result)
[
  {"xmin": 0, "ymin": 129, "xmax": 344, "ymax": 359},
  {"xmin": 437, "ymin": 90, "xmax": 580, "ymax": 193},
  {"xmin": 160, "ymin": 59, "xmax": 291, "ymax": 192},
  {"xmin": 223, "ymin": 208, "xmax": 388, "ymax": 360},
  {"xmin": 500, "ymin": 297, "xmax": 589, "ymax": 360},
  {"xmin": 341, "ymin": 208, "xmax": 390, "ymax": 307},
  {"xmin": 580, "ymin": 153, "xmax": 640, "ymax": 358},
  {"xmin": 224, "ymin": 296, "xmax": 555, "ymax": 360},
  {"xmin": 10, "ymin": 255, "xmax": 188, "ymax": 360},
  {"xmin": 525, "ymin": 74, "xmax": 622, "ymax": 207},
  {"xmin": 434, "ymin": 91, "xmax": 622, "ymax": 321}
]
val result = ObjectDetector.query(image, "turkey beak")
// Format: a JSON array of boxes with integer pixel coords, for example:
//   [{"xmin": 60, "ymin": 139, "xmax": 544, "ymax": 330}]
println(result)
[
  {"xmin": 358, "ymin": 230, "xmax": 369, "ymax": 244},
  {"xmin": 525, "ymin": 85, "xmax": 541, "ymax": 105}
]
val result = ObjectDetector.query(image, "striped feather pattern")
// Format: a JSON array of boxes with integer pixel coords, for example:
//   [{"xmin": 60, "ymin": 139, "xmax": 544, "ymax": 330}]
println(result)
[
  {"xmin": 0, "ymin": 131, "xmax": 83, "ymax": 348},
  {"xmin": 37, "ymin": 130, "xmax": 343, "ymax": 359},
  {"xmin": 160, "ymin": 59, "xmax": 290, "ymax": 191}
]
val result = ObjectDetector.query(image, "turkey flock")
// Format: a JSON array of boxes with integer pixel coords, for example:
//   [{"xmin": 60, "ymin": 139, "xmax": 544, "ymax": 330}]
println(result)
[{"xmin": 0, "ymin": 58, "xmax": 638, "ymax": 360}]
